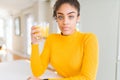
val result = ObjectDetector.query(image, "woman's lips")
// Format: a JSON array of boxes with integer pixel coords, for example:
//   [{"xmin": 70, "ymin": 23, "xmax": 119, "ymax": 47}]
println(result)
[{"xmin": 62, "ymin": 27, "xmax": 69, "ymax": 31}]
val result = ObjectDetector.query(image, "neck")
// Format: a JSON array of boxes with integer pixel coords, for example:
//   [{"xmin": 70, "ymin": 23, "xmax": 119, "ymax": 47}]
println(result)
[{"xmin": 61, "ymin": 30, "xmax": 76, "ymax": 36}]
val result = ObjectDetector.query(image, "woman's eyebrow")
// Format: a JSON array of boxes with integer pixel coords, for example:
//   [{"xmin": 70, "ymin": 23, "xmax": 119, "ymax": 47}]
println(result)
[
  {"xmin": 57, "ymin": 12, "xmax": 64, "ymax": 15},
  {"xmin": 67, "ymin": 11, "xmax": 76, "ymax": 15},
  {"xmin": 57, "ymin": 11, "xmax": 76, "ymax": 15}
]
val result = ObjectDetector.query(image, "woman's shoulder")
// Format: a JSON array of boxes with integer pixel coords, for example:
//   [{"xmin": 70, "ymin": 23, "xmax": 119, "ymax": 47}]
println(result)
[
  {"xmin": 84, "ymin": 32, "xmax": 97, "ymax": 37},
  {"xmin": 79, "ymin": 32, "xmax": 98, "ymax": 41}
]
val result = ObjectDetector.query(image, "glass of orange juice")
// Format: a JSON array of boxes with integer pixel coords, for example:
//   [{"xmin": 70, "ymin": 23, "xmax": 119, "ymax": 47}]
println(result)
[{"xmin": 35, "ymin": 22, "xmax": 49, "ymax": 39}]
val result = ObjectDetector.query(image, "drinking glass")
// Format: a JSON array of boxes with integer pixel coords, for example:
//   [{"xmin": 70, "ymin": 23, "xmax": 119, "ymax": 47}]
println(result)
[{"xmin": 34, "ymin": 22, "xmax": 49, "ymax": 39}]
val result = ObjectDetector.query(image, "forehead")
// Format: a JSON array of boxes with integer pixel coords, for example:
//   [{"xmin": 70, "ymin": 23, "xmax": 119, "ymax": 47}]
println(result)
[{"xmin": 57, "ymin": 3, "xmax": 77, "ymax": 15}]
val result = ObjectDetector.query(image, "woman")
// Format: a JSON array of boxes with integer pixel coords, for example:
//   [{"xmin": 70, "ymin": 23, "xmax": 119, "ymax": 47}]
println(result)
[{"xmin": 29, "ymin": 0, "xmax": 99, "ymax": 80}]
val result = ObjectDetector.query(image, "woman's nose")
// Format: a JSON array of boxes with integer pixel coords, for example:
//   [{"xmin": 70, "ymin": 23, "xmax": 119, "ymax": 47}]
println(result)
[{"xmin": 63, "ymin": 17, "xmax": 69, "ymax": 25}]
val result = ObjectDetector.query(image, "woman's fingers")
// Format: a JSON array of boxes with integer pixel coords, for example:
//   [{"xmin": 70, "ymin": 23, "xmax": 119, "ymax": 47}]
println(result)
[
  {"xmin": 31, "ymin": 27, "xmax": 41, "ymax": 34},
  {"xmin": 31, "ymin": 26, "xmax": 43, "ymax": 44},
  {"xmin": 32, "ymin": 32, "xmax": 42, "ymax": 39},
  {"xmin": 27, "ymin": 76, "xmax": 40, "ymax": 80},
  {"xmin": 31, "ymin": 26, "xmax": 42, "ymax": 40}
]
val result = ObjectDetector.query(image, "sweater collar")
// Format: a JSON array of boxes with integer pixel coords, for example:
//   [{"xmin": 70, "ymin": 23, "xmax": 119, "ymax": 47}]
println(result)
[{"xmin": 60, "ymin": 30, "xmax": 78, "ymax": 39}]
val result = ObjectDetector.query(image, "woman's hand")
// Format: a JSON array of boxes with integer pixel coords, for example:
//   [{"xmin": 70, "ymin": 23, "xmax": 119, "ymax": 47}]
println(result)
[
  {"xmin": 31, "ymin": 26, "xmax": 42, "ymax": 44},
  {"xmin": 27, "ymin": 76, "xmax": 43, "ymax": 80}
]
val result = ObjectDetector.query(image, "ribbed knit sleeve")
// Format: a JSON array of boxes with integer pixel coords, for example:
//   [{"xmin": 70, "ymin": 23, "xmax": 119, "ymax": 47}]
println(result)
[{"xmin": 30, "ymin": 37, "xmax": 51, "ymax": 77}]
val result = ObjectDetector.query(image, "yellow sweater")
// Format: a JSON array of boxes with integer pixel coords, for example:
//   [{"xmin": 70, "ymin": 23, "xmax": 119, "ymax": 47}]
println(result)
[{"xmin": 30, "ymin": 31, "xmax": 99, "ymax": 80}]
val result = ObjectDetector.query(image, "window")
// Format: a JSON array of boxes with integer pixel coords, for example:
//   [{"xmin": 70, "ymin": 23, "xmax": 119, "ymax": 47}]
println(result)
[
  {"xmin": 25, "ymin": 14, "xmax": 34, "ymax": 55},
  {"xmin": 0, "ymin": 18, "xmax": 5, "ymax": 47},
  {"xmin": 6, "ymin": 16, "xmax": 13, "ymax": 50},
  {"xmin": 14, "ymin": 17, "xmax": 21, "ymax": 36},
  {"xmin": 0, "ymin": 18, "xmax": 4, "ymax": 37}
]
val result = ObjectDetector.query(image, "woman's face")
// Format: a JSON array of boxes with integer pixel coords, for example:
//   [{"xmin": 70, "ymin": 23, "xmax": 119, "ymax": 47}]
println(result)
[{"xmin": 56, "ymin": 3, "xmax": 80, "ymax": 35}]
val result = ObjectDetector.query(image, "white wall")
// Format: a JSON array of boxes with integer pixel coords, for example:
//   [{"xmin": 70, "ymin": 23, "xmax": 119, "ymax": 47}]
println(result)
[
  {"xmin": 117, "ymin": 0, "xmax": 120, "ymax": 80},
  {"xmin": 117, "ymin": 61, "xmax": 120, "ymax": 80},
  {"xmin": 80, "ymin": 0, "xmax": 119, "ymax": 80},
  {"xmin": 118, "ymin": 0, "xmax": 120, "ymax": 61}
]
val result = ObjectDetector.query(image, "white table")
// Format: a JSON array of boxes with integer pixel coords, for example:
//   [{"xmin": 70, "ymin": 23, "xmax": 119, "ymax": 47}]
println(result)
[{"xmin": 0, "ymin": 60, "xmax": 62, "ymax": 80}]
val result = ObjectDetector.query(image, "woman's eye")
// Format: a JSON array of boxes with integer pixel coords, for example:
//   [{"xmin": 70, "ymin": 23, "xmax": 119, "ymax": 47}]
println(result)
[
  {"xmin": 69, "ymin": 16, "xmax": 74, "ymax": 19},
  {"xmin": 57, "ymin": 16, "xmax": 64, "ymax": 20}
]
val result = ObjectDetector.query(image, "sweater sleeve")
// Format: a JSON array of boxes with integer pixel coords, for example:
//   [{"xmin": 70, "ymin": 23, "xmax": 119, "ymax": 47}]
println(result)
[
  {"xmin": 30, "ymin": 38, "xmax": 51, "ymax": 77},
  {"xmin": 49, "ymin": 33, "xmax": 99, "ymax": 80}
]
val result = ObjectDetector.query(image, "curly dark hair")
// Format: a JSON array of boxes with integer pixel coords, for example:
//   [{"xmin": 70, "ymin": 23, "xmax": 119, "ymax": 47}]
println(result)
[{"xmin": 53, "ymin": 0, "xmax": 80, "ymax": 18}]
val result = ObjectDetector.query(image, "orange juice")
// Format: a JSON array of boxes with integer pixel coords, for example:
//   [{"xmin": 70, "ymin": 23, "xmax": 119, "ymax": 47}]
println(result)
[
  {"xmin": 42, "ymin": 23, "xmax": 49, "ymax": 38},
  {"xmin": 34, "ymin": 22, "xmax": 49, "ymax": 38},
  {"xmin": 46, "ymin": 24, "xmax": 49, "ymax": 37}
]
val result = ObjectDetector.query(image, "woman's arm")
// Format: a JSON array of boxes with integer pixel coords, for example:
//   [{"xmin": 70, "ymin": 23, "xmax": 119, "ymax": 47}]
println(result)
[
  {"xmin": 30, "ymin": 38, "xmax": 51, "ymax": 77},
  {"xmin": 30, "ymin": 26, "xmax": 51, "ymax": 77}
]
